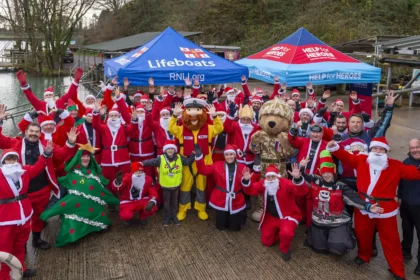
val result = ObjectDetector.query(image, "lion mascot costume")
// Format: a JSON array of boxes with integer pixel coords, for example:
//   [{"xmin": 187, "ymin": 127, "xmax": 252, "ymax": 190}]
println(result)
[
  {"xmin": 249, "ymin": 98, "xmax": 295, "ymax": 221},
  {"xmin": 169, "ymin": 96, "xmax": 223, "ymax": 221}
]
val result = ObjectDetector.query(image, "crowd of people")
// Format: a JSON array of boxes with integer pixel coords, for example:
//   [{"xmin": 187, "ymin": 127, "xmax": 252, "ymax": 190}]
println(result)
[{"xmin": 0, "ymin": 67, "xmax": 419, "ymax": 280}]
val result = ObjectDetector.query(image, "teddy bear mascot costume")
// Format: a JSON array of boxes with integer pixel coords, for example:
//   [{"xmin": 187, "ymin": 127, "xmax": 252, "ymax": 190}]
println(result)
[
  {"xmin": 169, "ymin": 96, "xmax": 223, "ymax": 221},
  {"xmin": 249, "ymin": 98, "xmax": 295, "ymax": 222}
]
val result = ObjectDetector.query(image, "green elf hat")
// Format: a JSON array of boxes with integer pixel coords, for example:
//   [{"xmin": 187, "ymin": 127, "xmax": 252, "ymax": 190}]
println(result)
[
  {"xmin": 319, "ymin": 150, "xmax": 336, "ymax": 174},
  {"xmin": 67, "ymin": 99, "xmax": 78, "ymax": 111}
]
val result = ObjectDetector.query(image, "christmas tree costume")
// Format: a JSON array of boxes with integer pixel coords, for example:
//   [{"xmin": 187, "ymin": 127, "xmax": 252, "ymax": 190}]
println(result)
[{"xmin": 40, "ymin": 144, "xmax": 119, "ymax": 247}]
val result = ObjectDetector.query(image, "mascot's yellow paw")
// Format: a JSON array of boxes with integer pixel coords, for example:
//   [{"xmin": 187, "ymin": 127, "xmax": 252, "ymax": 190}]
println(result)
[
  {"xmin": 177, "ymin": 211, "xmax": 187, "ymax": 221},
  {"xmin": 197, "ymin": 211, "xmax": 208, "ymax": 221}
]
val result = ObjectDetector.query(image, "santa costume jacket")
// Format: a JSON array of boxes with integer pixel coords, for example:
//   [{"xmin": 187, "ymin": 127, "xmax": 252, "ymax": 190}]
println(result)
[
  {"xmin": 112, "ymin": 173, "xmax": 157, "ymax": 205},
  {"xmin": 128, "ymin": 112, "xmax": 155, "ymax": 158}
]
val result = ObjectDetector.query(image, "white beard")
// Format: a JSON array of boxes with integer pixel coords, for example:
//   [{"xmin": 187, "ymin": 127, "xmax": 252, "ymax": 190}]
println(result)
[
  {"xmin": 264, "ymin": 179, "xmax": 279, "ymax": 196},
  {"xmin": 107, "ymin": 118, "xmax": 121, "ymax": 134},
  {"xmin": 84, "ymin": 103, "xmax": 95, "ymax": 109},
  {"xmin": 367, "ymin": 152, "xmax": 388, "ymax": 171},
  {"xmin": 45, "ymin": 98, "xmax": 56, "ymax": 109},
  {"xmin": 160, "ymin": 117, "xmax": 170, "ymax": 131},
  {"xmin": 132, "ymin": 174, "xmax": 145, "ymax": 191},
  {"xmin": 1, "ymin": 163, "xmax": 25, "ymax": 184},
  {"xmin": 183, "ymin": 94, "xmax": 191, "ymax": 100},
  {"xmin": 227, "ymin": 95, "xmax": 235, "ymax": 102},
  {"xmin": 239, "ymin": 122, "xmax": 254, "ymax": 135},
  {"xmin": 138, "ymin": 115, "xmax": 145, "ymax": 126}
]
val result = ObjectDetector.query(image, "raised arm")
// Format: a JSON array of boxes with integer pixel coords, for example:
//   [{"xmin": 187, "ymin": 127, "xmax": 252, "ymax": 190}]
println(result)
[
  {"xmin": 56, "ymin": 68, "xmax": 83, "ymax": 109},
  {"xmin": 16, "ymin": 71, "xmax": 45, "ymax": 111},
  {"xmin": 327, "ymin": 141, "xmax": 359, "ymax": 169}
]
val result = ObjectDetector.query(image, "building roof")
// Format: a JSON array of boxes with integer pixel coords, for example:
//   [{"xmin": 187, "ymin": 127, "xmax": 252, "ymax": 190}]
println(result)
[
  {"xmin": 375, "ymin": 35, "xmax": 420, "ymax": 52},
  {"xmin": 332, "ymin": 35, "xmax": 405, "ymax": 53},
  {"xmin": 81, "ymin": 31, "xmax": 202, "ymax": 52}
]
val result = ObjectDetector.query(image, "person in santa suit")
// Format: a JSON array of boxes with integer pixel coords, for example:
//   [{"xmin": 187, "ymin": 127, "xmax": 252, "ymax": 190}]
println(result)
[
  {"xmin": 327, "ymin": 137, "xmax": 420, "ymax": 280},
  {"xmin": 16, "ymin": 68, "xmax": 83, "ymax": 115},
  {"xmin": 0, "ymin": 144, "xmax": 53, "ymax": 279},
  {"xmin": 279, "ymin": 82, "xmax": 315, "ymax": 112},
  {"xmin": 112, "ymin": 162, "xmax": 158, "ymax": 225},
  {"xmin": 139, "ymin": 94, "xmax": 153, "ymax": 114},
  {"xmin": 288, "ymin": 123, "xmax": 328, "ymax": 227},
  {"xmin": 18, "ymin": 107, "xmax": 75, "ymax": 147},
  {"xmin": 142, "ymin": 140, "xmax": 195, "ymax": 226},
  {"xmin": 316, "ymin": 90, "xmax": 362, "ymax": 121},
  {"xmin": 241, "ymin": 163, "xmax": 306, "ymax": 261},
  {"xmin": 76, "ymin": 108, "xmax": 102, "ymax": 163},
  {"xmin": 291, "ymin": 108, "xmax": 314, "ymax": 138},
  {"xmin": 194, "ymin": 144, "xmax": 248, "ymax": 231},
  {"xmin": 299, "ymin": 150, "xmax": 384, "ymax": 256},
  {"xmin": 249, "ymin": 96, "xmax": 263, "ymax": 124},
  {"xmin": 92, "ymin": 92, "xmax": 139, "ymax": 194},
  {"xmin": 0, "ymin": 105, "xmax": 78, "ymax": 250},
  {"xmin": 286, "ymin": 100, "xmax": 301, "ymax": 123},
  {"xmin": 213, "ymin": 86, "xmax": 240, "ymax": 118}
]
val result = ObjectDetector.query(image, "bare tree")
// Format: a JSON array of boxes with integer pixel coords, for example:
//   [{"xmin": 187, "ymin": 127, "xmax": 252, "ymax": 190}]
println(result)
[{"xmin": 94, "ymin": 0, "xmax": 129, "ymax": 11}]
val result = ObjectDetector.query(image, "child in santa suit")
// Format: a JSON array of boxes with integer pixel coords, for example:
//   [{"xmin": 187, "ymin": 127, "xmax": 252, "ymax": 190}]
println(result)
[
  {"xmin": 142, "ymin": 140, "xmax": 195, "ymax": 226},
  {"xmin": 112, "ymin": 162, "xmax": 158, "ymax": 225},
  {"xmin": 0, "ymin": 145, "xmax": 53, "ymax": 279},
  {"xmin": 195, "ymin": 144, "xmax": 248, "ymax": 231},
  {"xmin": 327, "ymin": 137, "xmax": 420, "ymax": 280},
  {"xmin": 241, "ymin": 163, "xmax": 306, "ymax": 261}
]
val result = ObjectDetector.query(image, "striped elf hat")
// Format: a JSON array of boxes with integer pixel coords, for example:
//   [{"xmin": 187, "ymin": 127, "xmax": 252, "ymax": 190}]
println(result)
[{"xmin": 319, "ymin": 150, "xmax": 336, "ymax": 174}]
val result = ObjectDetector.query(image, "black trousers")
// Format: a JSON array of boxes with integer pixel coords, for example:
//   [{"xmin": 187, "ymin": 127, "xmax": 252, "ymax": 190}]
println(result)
[
  {"xmin": 162, "ymin": 188, "xmax": 179, "ymax": 218},
  {"xmin": 400, "ymin": 201, "xmax": 420, "ymax": 258},
  {"xmin": 215, "ymin": 209, "xmax": 246, "ymax": 231},
  {"xmin": 307, "ymin": 223, "xmax": 355, "ymax": 255}
]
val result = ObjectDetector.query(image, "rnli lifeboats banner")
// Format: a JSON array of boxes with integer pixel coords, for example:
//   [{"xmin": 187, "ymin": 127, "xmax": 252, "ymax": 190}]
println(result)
[
  {"xmin": 236, "ymin": 28, "xmax": 381, "ymax": 86},
  {"xmin": 104, "ymin": 27, "xmax": 248, "ymax": 85}
]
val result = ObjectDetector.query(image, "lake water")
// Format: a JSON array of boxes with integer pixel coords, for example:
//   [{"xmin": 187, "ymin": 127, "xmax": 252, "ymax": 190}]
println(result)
[{"xmin": 0, "ymin": 72, "xmax": 93, "ymax": 136}]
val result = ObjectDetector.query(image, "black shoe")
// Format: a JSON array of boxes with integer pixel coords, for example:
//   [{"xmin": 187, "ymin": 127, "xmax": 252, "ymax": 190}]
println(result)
[
  {"xmin": 32, "ymin": 238, "xmax": 51, "ymax": 250},
  {"xmin": 23, "ymin": 268, "xmax": 37, "ymax": 278},
  {"xmin": 372, "ymin": 248, "xmax": 378, "ymax": 257},
  {"xmin": 354, "ymin": 256, "xmax": 366, "ymax": 265},
  {"xmin": 388, "ymin": 268, "xmax": 405, "ymax": 280},
  {"xmin": 171, "ymin": 216, "xmax": 181, "ymax": 226},
  {"xmin": 299, "ymin": 220, "xmax": 306, "ymax": 226},
  {"xmin": 415, "ymin": 263, "xmax": 420, "ymax": 276},
  {"xmin": 122, "ymin": 220, "xmax": 131, "ymax": 226},
  {"xmin": 402, "ymin": 250, "xmax": 412, "ymax": 260},
  {"xmin": 281, "ymin": 250, "xmax": 291, "ymax": 261},
  {"xmin": 139, "ymin": 219, "xmax": 148, "ymax": 225},
  {"xmin": 245, "ymin": 200, "xmax": 252, "ymax": 210},
  {"xmin": 303, "ymin": 239, "xmax": 311, "ymax": 248},
  {"xmin": 163, "ymin": 217, "xmax": 171, "ymax": 227}
]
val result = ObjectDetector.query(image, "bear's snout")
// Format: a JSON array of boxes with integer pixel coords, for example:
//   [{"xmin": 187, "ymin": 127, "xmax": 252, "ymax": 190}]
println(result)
[{"xmin": 268, "ymin": 121, "xmax": 276, "ymax": 128}]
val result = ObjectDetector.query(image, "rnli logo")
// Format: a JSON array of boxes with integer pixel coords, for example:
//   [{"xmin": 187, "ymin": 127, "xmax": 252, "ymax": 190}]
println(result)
[
  {"xmin": 132, "ymin": 47, "xmax": 149, "ymax": 58},
  {"xmin": 180, "ymin": 47, "xmax": 210, "ymax": 59}
]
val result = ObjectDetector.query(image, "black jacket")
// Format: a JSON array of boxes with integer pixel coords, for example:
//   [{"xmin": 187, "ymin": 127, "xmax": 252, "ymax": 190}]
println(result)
[{"xmin": 398, "ymin": 154, "xmax": 420, "ymax": 205}]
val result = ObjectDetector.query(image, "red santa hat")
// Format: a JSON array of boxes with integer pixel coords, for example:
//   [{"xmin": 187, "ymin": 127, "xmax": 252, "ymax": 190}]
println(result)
[
  {"xmin": 84, "ymin": 108, "xmax": 93, "ymax": 117},
  {"xmin": 291, "ymin": 88, "xmax": 300, "ymax": 96},
  {"xmin": 108, "ymin": 107, "xmax": 120, "ymax": 116},
  {"xmin": 1, "ymin": 149, "xmax": 20, "ymax": 163},
  {"xmin": 334, "ymin": 98, "xmax": 344, "ymax": 105},
  {"xmin": 140, "ymin": 94, "xmax": 150, "ymax": 102},
  {"xmin": 265, "ymin": 164, "xmax": 281, "ymax": 178},
  {"xmin": 251, "ymin": 96, "xmax": 263, "ymax": 104},
  {"xmin": 39, "ymin": 114, "xmax": 56, "ymax": 127},
  {"xmin": 224, "ymin": 144, "xmax": 243, "ymax": 157},
  {"xmin": 298, "ymin": 108, "xmax": 314, "ymax": 119},
  {"xmin": 131, "ymin": 162, "xmax": 144, "ymax": 173},
  {"xmin": 133, "ymin": 91, "xmax": 144, "ymax": 99},
  {"xmin": 215, "ymin": 103, "xmax": 227, "ymax": 113},
  {"xmin": 256, "ymin": 87, "xmax": 264, "ymax": 94},
  {"xmin": 160, "ymin": 107, "xmax": 171, "ymax": 115},
  {"xmin": 163, "ymin": 140, "xmax": 177, "ymax": 152},
  {"xmin": 224, "ymin": 87, "xmax": 235, "ymax": 95},
  {"xmin": 84, "ymin": 94, "xmax": 96, "ymax": 102},
  {"xmin": 369, "ymin": 136, "xmax": 390, "ymax": 151},
  {"xmin": 135, "ymin": 104, "xmax": 146, "ymax": 112},
  {"xmin": 44, "ymin": 86, "xmax": 54, "ymax": 97}
]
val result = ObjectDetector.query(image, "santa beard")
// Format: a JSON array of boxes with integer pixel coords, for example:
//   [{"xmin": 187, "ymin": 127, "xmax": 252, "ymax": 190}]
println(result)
[
  {"xmin": 226, "ymin": 95, "xmax": 235, "ymax": 102},
  {"xmin": 107, "ymin": 118, "xmax": 121, "ymax": 134},
  {"xmin": 264, "ymin": 179, "xmax": 279, "ymax": 196},
  {"xmin": 367, "ymin": 152, "xmax": 388, "ymax": 171},
  {"xmin": 138, "ymin": 114, "xmax": 145, "ymax": 125},
  {"xmin": 1, "ymin": 163, "xmax": 25, "ymax": 184},
  {"xmin": 239, "ymin": 122, "xmax": 254, "ymax": 135},
  {"xmin": 45, "ymin": 98, "xmax": 56, "ymax": 109},
  {"xmin": 160, "ymin": 117, "xmax": 170, "ymax": 131},
  {"xmin": 132, "ymin": 174, "xmax": 145, "ymax": 190},
  {"xmin": 84, "ymin": 103, "xmax": 95, "ymax": 109}
]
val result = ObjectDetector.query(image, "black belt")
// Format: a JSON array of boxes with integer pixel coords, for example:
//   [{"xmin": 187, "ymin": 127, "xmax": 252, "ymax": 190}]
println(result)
[
  {"xmin": 215, "ymin": 185, "xmax": 243, "ymax": 199},
  {"xmin": 130, "ymin": 137, "xmax": 152, "ymax": 143},
  {"xmin": 0, "ymin": 194, "xmax": 27, "ymax": 204},
  {"xmin": 103, "ymin": 145, "xmax": 128, "ymax": 151},
  {"xmin": 360, "ymin": 192, "xmax": 394, "ymax": 204}
]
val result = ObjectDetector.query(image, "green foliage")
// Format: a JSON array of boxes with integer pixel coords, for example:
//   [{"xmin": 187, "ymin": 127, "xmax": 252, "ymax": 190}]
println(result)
[{"xmin": 84, "ymin": 0, "xmax": 420, "ymax": 56}]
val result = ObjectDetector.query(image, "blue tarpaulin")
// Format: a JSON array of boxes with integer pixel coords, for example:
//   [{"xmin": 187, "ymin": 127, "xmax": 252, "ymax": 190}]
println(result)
[
  {"xmin": 104, "ymin": 27, "xmax": 249, "ymax": 85},
  {"xmin": 236, "ymin": 28, "xmax": 381, "ymax": 86}
]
